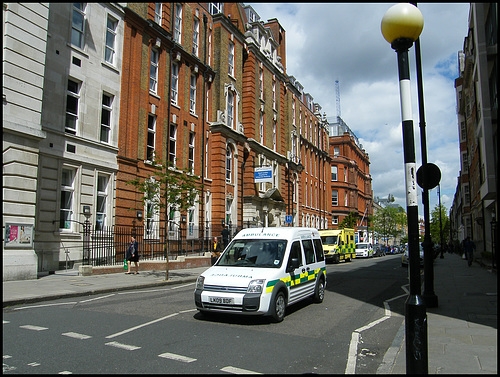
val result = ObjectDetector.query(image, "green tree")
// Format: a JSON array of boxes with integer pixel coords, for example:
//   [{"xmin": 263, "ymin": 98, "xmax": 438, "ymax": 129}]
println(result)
[
  {"xmin": 372, "ymin": 206, "xmax": 405, "ymax": 245},
  {"xmin": 127, "ymin": 159, "xmax": 202, "ymax": 280},
  {"xmin": 430, "ymin": 204, "xmax": 449, "ymax": 248},
  {"xmin": 339, "ymin": 211, "xmax": 358, "ymax": 229}
]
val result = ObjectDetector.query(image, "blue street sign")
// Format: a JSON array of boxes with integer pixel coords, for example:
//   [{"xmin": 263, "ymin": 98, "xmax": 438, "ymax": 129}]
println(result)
[{"xmin": 285, "ymin": 215, "xmax": 293, "ymax": 224}]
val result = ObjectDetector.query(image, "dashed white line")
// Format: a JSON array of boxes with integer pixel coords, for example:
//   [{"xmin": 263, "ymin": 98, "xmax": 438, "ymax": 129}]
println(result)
[
  {"xmin": 19, "ymin": 325, "xmax": 48, "ymax": 331},
  {"xmin": 13, "ymin": 302, "xmax": 77, "ymax": 311},
  {"xmin": 158, "ymin": 352, "xmax": 196, "ymax": 363},
  {"xmin": 62, "ymin": 332, "xmax": 92, "ymax": 340},
  {"xmin": 105, "ymin": 341, "xmax": 141, "ymax": 351},
  {"xmin": 220, "ymin": 366, "xmax": 262, "ymax": 374},
  {"xmin": 79, "ymin": 294, "xmax": 115, "ymax": 303},
  {"xmin": 105, "ymin": 312, "xmax": 179, "ymax": 339}
]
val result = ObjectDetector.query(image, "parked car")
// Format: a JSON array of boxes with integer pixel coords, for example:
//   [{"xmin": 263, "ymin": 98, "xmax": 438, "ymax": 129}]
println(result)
[
  {"xmin": 401, "ymin": 244, "xmax": 424, "ymax": 267},
  {"xmin": 373, "ymin": 244, "xmax": 386, "ymax": 257},
  {"xmin": 355, "ymin": 242, "xmax": 373, "ymax": 258}
]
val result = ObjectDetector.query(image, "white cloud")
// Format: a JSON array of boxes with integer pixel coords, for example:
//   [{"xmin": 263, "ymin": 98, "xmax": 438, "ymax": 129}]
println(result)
[{"xmin": 248, "ymin": 2, "xmax": 469, "ymax": 215}]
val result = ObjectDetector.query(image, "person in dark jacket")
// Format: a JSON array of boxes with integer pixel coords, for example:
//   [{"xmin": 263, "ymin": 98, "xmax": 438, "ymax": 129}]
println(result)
[{"xmin": 126, "ymin": 236, "xmax": 139, "ymax": 274}]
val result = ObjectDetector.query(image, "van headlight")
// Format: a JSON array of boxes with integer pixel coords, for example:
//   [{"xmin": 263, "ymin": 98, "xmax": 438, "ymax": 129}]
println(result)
[
  {"xmin": 247, "ymin": 279, "xmax": 265, "ymax": 293},
  {"xmin": 196, "ymin": 276, "xmax": 205, "ymax": 290}
]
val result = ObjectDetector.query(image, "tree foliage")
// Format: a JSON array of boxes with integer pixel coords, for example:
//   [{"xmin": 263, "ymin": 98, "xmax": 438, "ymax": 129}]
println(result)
[
  {"xmin": 127, "ymin": 159, "xmax": 202, "ymax": 279},
  {"xmin": 372, "ymin": 206, "xmax": 406, "ymax": 244},
  {"xmin": 430, "ymin": 204, "xmax": 450, "ymax": 246},
  {"xmin": 339, "ymin": 211, "xmax": 358, "ymax": 229}
]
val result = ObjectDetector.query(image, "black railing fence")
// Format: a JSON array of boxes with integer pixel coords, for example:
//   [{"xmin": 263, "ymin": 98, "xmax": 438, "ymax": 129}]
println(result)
[{"xmin": 83, "ymin": 221, "xmax": 240, "ymax": 266}]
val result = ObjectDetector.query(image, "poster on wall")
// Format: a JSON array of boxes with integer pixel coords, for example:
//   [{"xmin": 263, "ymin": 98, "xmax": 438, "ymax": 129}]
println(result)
[{"xmin": 4, "ymin": 223, "xmax": 33, "ymax": 248}]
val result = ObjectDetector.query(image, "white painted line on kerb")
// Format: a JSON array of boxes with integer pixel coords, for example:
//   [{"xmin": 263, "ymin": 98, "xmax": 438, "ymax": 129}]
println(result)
[
  {"xmin": 79, "ymin": 294, "xmax": 115, "ymax": 303},
  {"xmin": 62, "ymin": 332, "xmax": 92, "ymax": 340},
  {"xmin": 158, "ymin": 352, "xmax": 197, "ymax": 363},
  {"xmin": 105, "ymin": 312, "xmax": 179, "ymax": 339},
  {"xmin": 13, "ymin": 302, "xmax": 78, "ymax": 311},
  {"xmin": 220, "ymin": 366, "xmax": 262, "ymax": 374},
  {"xmin": 19, "ymin": 325, "xmax": 48, "ymax": 331},
  {"xmin": 105, "ymin": 341, "xmax": 141, "ymax": 351}
]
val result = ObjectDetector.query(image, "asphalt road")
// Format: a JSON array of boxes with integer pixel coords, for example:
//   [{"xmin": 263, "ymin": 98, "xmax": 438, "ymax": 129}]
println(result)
[{"xmin": 3, "ymin": 254, "xmax": 409, "ymax": 374}]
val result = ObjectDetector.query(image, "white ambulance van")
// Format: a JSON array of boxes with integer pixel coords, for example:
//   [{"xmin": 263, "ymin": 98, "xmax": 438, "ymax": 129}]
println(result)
[{"xmin": 194, "ymin": 227, "xmax": 326, "ymax": 322}]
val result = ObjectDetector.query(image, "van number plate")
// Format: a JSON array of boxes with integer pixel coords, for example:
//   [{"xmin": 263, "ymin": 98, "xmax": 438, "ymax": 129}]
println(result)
[{"xmin": 209, "ymin": 297, "xmax": 234, "ymax": 304}]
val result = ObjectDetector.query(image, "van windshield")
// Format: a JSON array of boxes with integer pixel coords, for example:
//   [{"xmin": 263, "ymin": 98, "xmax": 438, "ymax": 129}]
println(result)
[
  {"xmin": 216, "ymin": 239, "xmax": 287, "ymax": 268},
  {"xmin": 321, "ymin": 236, "xmax": 338, "ymax": 245}
]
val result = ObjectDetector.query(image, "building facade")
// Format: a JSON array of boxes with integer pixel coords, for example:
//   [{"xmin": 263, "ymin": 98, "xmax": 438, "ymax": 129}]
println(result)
[
  {"xmin": 450, "ymin": 3, "xmax": 497, "ymax": 259},
  {"xmin": 3, "ymin": 2, "xmax": 372, "ymax": 280}
]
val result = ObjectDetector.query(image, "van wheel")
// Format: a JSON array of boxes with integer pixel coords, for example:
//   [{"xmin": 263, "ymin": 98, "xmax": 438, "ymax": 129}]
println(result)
[
  {"xmin": 271, "ymin": 291, "xmax": 286, "ymax": 322},
  {"xmin": 334, "ymin": 254, "xmax": 340, "ymax": 264},
  {"xmin": 313, "ymin": 278, "xmax": 325, "ymax": 303}
]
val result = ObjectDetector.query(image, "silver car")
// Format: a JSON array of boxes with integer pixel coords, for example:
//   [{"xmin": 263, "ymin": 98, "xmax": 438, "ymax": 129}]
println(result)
[{"xmin": 401, "ymin": 244, "xmax": 424, "ymax": 267}]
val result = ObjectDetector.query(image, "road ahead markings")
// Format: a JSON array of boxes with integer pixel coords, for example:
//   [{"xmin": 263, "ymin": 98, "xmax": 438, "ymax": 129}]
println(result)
[
  {"xmin": 19, "ymin": 325, "xmax": 48, "ymax": 331},
  {"xmin": 158, "ymin": 352, "xmax": 196, "ymax": 363},
  {"xmin": 62, "ymin": 332, "xmax": 92, "ymax": 340},
  {"xmin": 221, "ymin": 366, "xmax": 262, "ymax": 374},
  {"xmin": 105, "ymin": 341, "xmax": 141, "ymax": 351}
]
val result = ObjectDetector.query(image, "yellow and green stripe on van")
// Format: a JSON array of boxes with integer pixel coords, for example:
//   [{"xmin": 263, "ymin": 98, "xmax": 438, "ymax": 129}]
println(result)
[{"xmin": 265, "ymin": 267, "xmax": 326, "ymax": 293}]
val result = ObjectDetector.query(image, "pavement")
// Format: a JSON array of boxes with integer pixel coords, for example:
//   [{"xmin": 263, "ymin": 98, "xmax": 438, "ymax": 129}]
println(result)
[{"xmin": 3, "ymin": 254, "xmax": 497, "ymax": 374}]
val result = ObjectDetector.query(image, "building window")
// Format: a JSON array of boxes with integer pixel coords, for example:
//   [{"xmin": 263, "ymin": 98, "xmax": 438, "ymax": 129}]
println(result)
[
  {"xmin": 145, "ymin": 177, "xmax": 159, "ymax": 239},
  {"xmin": 334, "ymin": 146, "xmax": 339, "ymax": 156},
  {"xmin": 96, "ymin": 174, "xmax": 109, "ymax": 230},
  {"xmin": 150, "ymin": 49, "xmax": 159, "ymax": 94},
  {"xmin": 192, "ymin": 17, "xmax": 199, "ymax": 56},
  {"xmin": 169, "ymin": 124, "xmax": 177, "ymax": 166},
  {"xmin": 190, "ymin": 74, "xmax": 197, "ymax": 114},
  {"xmin": 226, "ymin": 146, "xmax": 232, "ymax": 183},
  {"xmin": 228, "ymin": 41, "xmax": 234, "ymax": 76},
  {"xmin": 105, "ymin": 15, "xmax": 118, "ymax": 64},
  {"xmin": 292, "ymin": 100, "xmax": 296, "ymax": 125},
  {"xmin": 259, "ymin": 68, "xmax": 263, "ymax": 99},
  {"xmin": 332, "ymin": 190, "xmax": 338, "ymax": 206},
  {"xmin": 273, "ymin": 120, "xmax": 277, "ymax": 151},
  {"xmin": 225, "ymin": 198, "xmax": 233, "ymax": 226},
  {"xmin": 71, "ymin": 3, "xmax": 85, "ymax": 49},
  {"xmin": 100, "ymin": 93, "xmax": 113, "ymax": 143},
  {"xmin": 260, "ymin": 111, "xmax": 264, "ymax": 144},
  {"xmin": 344, "ymin": 191, "xmax": 348, "ymax": 206},
  {"xmin": 188, "ymin": 131, "xmax": 195, "ymax": 174},
  {"xmin": 332, "ymin": 215, "xmax": 338, "ymax": 225},
  {"xmin": 208, "ymin": 3, "xmax": 223, "ymax": 15},
  {"xmin": 208, "ymin": 29, "xmax": 212, "ymax": 66},
  {"xmin": 272, "ymin": 79, "xmax": 276, "ymax": 110},
  {"xmin": 60, "ymin": 168, "xmax": 75, "ymax": 230},
  {"xmin": 174, "ymin": 4, "xmax": 182, "ymax": 44},
  {"xmin": 65, "ymin": 79, "xmax": 80, "ymax": 135},
  {"xmin": 155, "ymin": 3, "xmax": 162, "ymax": 25},
  {"xmin": 344, "ymin": 167, "xmax": 348, "ymax": 182},
  {"xmin": 147, "ymin": 114, "xmax": 156, "ymax": 161},
  {"xmin": 331, "ymin": 165, "xmax": 337, "ymax": 181},
  {"xmin": 171, "ymin": 62, "xmax": 179, "ymax": 105},
  {"xmin": 227, "ymin": 90, "xmax": 234, "ymax": 129}
]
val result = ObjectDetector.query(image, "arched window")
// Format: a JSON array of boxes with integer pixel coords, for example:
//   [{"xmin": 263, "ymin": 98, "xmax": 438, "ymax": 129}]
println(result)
[{"xmin": 226, "ymin": 146, "xmax": 232, "ymax": 183}]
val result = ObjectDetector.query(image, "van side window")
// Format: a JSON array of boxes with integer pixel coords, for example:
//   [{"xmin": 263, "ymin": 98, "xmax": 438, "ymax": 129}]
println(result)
[
  {"xmin": 313, "ymin": 239, "xmax": 324, "ymax": 262},
  {"xmin": 302, "ymin": 239, "xmax": 316, "ymax": 264},
  {"xmin": 288, "ymin": 241, "xmax": 303, "ymax": 267}
]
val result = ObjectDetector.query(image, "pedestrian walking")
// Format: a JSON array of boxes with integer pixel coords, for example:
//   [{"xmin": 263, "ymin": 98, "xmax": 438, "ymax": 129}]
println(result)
[
  {"xmin": 211, "ymin": 236, "xmax": 222, "ymax": 265},
  {"xmin": 462, "ymin": 236, "xmax": 476, "ymax": 267},
  {"xmin": 221, "ymin": 225, "xmax": 230, "ymax": 249},
  {"xmin": 126, "ymin": 236, "xmax": 140, "ymax": 274}
]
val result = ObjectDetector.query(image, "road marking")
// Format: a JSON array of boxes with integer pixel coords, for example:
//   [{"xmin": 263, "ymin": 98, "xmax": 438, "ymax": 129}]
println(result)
[
  {"xmin": 105, "ymin": 341, "xmax": 141, "ymax": 351},
  {"xmin": 170, "ymin": 283, "xmax": 195, "ymax": 290},
  {"xmin": 345, "ymin": 284, "xmax": 408, "ymax": 374},
  {"xmin": 105, "ymin": 312, "xmax": 179, "ymax": 339},
  {"xmin": 220, "ymin": 366, "xmax": 262, "ymax": 374},
  {"xmin": 3, "ymin": 320, "xmax": 10, "ymax": 324},
  {"xmin": 158, "ymin": 352, "xmax": 196, "ymax": 363},
  {"xmin": 58, "ymin": 371, "xmax": 73, "ymax": 374},
  {"xmin": 79, "ymin": 294, "xmax": 115, "ymax": 303},
  {"xmin": 62, "ymin": 332, "xmax": 92, "ymax": 340},
  {"xmin": 13, "ymin": 302, "xmax": 77, "ymax": 311},
  {"xmin": 28, "ymin": 362, "xmax": 41, "ymax": 367},
  {"xmin": 19, "ymin": 325, "xmax": 48, "ymax": 331},
  {"xmin": 179, "ymin": 308, "xmax": 197, "ymax": 314}
]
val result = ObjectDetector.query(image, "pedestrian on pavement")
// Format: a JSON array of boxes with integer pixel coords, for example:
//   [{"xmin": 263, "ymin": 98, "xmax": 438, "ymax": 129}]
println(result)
[
  {"xmin": 462, "ymin": 236, "xmax": 476, "ymax": 267},
  {"xmin": 211, "ymin": 236, "xmax": 222, "ymax": 265},
  {"xmin": 126, "ymin": 236, "xmax": 140, "ymax": 274},
  {"xmin": 221, "ymin": 225, "xmax": 230, "ymax": 249}
]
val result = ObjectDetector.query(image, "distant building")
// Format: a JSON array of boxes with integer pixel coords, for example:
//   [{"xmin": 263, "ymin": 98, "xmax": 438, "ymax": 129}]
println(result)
[{"xmin": 450, "ymin": 3, "xmax": 497, "ymax": 258}]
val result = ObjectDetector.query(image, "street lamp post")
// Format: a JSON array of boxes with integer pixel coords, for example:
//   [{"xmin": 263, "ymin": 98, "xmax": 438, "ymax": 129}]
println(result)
[{"xmin": 381, "ymin": 3, "xmax": 428, "ymax": 373}]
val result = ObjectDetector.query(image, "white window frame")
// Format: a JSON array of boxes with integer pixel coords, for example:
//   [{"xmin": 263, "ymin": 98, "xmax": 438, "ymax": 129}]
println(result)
[
  {"xmin": 145, "ymin": 177, "xmax": 160, "ymax": 239},
  {"xmin": 105, "ymin": 15, "xmax": 118, "ymax": 64},
  {"xmin": 147, "ymin": 114, "xmax": 156, "ymax": 162},
  {"xmin": 332, "ymin": 190, "xmax": 338, "ymax": 206},
  {"xmin": 190, "ymin": 73, "xmax": 197, "ymax": 114},
  {"xmin": 226, "ymin": 146, "xmax": 232, "ymax": 183},
  {"xmin": 331, "ymin": 165, "xmax": 337, "ymax": 181},
  {"xmin": 228, "ymin": 40, "xmax": 234, "ymax": 77},
  {"xmin": 273, "ymin": 120, "xmax": 276, "ymax": 151},
  {"xmin": 334, "ymin": 146, "xmax": 339, "ymax": 156},
  {"xmin": 71, "ymin": 3, "xmax": 85, "ymax": 49},
  {"xmin": 171, "ymin": 62, "xmax": 179, "ymax": 105},
  {"xmin": 259, "ymin": 68, "xmax": 263, "ymax": 100},
  {"xmin": 193, "ymin": 17, "xmax": 199, "ymax": 56},
  {"xmin": 150, "ymin": 48, "xmax": 159, "ymax": 94},
  {"xmin": 95, "ymin": 173, "xmax": 110, "ymax": 230},
  {"xmin": 65, "ymin": 79, "xmax": 80, "ymax": 135},
  {"xmin": 227, "ymin": 90, "xmax": 234, "ymax": 129},
  {"xmin": 155, "ymin": 3, "xmax": 162, "ymax": 25},
  {"xmin": 60, "ymin": 168, "xmax": 76, "ymax": 231},
  {"xmin": 188, "ymin": 131, "xmax": 195, "ymax": 174},
  {"xmin": 169, "ymin": 124, "xmax": 177, "ymax": 166},
  {"xmin": 100, "ymin": 93, "xmax": 113, "ymax": 143},
  {"xmin": 259, "ymin": 111, "xmax": 264, "ymax": 144},
  {"xmin": 174, "ymin": 4, "xmax": 182, "ymax": 44}
]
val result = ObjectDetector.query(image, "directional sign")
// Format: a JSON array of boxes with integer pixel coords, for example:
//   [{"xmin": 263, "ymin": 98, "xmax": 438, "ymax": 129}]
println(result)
[
  {"xmin": 285, "ymin": 215, "xmax": 293, "ymax": 224},
  {"xmin": 254, "ymin": 166, "xmax": 273, "ymax": 183}
]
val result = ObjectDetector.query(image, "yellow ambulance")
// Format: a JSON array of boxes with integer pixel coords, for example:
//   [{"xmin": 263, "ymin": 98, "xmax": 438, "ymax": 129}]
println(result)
[{"xmin": 319, "ymin": 228, "xmax": 356, "ymax": 263}]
